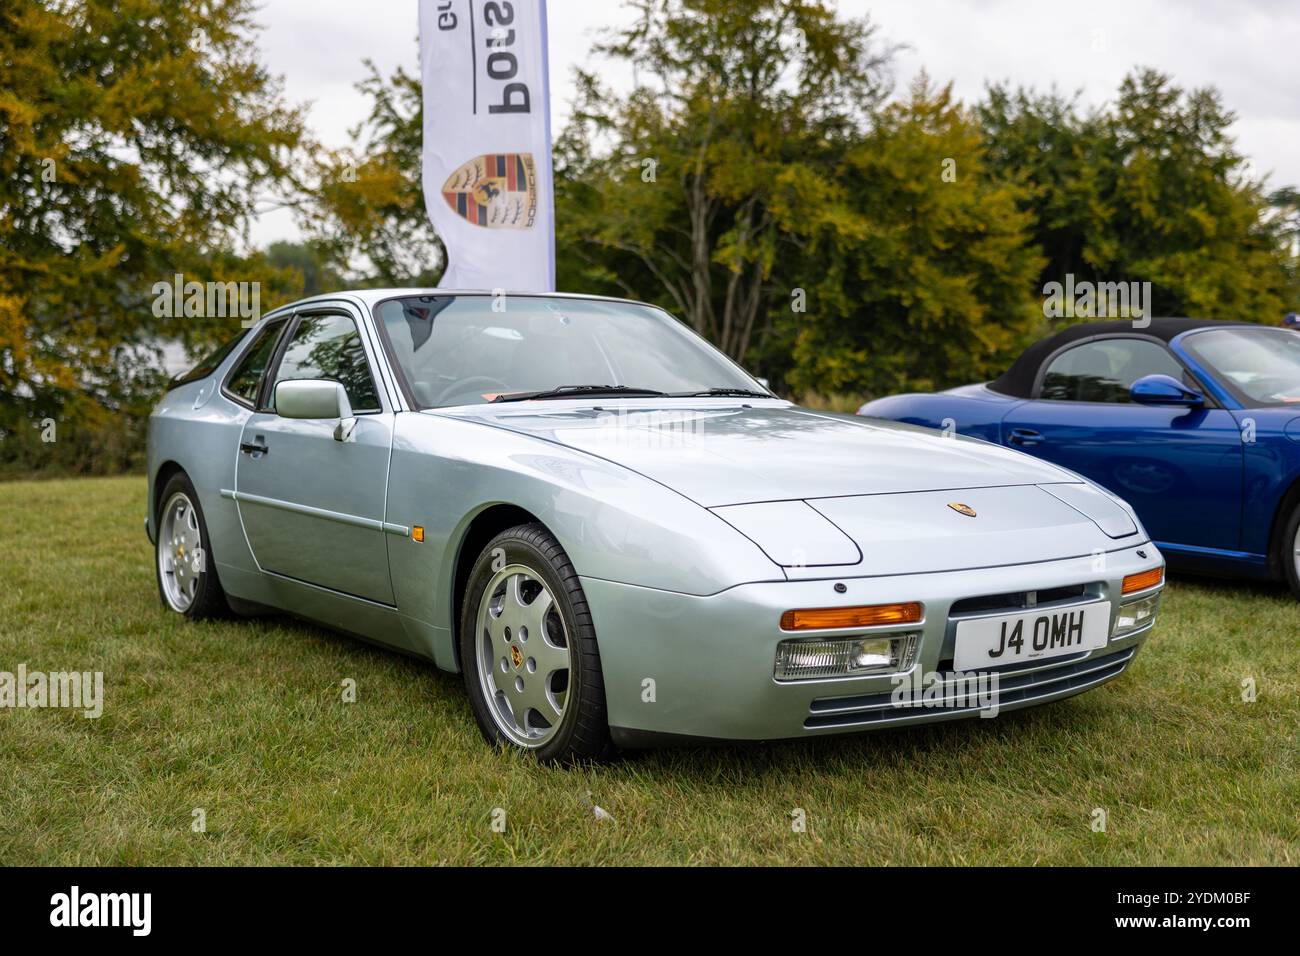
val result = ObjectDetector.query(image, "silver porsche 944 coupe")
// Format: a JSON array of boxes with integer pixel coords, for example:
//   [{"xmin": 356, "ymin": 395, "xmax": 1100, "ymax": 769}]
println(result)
[{"xmin": 148, "ymin": 290, "xmax": 1165, "ymax": 760}]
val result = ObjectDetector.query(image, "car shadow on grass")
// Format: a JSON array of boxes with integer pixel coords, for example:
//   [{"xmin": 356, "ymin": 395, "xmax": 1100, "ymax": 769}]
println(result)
[
  {"xmin": 1165, "ymin": 569, "xmax": 1292, "ymax": 602},
  {"xmin": 214, "ymin": 605, "xmax": 1137, "ymax": 781},
  {"xmin": 629, "ymin": 700, "xmax": 1097, "ymax": 773},
  {"xmin": 207, "ymin": 606, "xmax": 468, "ymax": 703}
]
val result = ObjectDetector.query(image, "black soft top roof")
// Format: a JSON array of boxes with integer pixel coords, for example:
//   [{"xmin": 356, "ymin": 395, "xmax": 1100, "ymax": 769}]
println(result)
[{"xmin": 987, "ymin": 317, "xmax": 1262, "ymax": 398}]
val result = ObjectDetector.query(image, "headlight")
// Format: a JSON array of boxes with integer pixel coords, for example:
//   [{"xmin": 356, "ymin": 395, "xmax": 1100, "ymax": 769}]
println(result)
[
  {"xmin": 1113, "ymin": 592, "xmax": 1160, "ymax": 637},
  {"xmin": 775, "ymin": 633, "xmax": 919, "ymax": 681},
  {"xmin": 712, "ymin": 501, "xmax": 861, "ymax": 567},
  {"xmin": 1040, "ymin": 482, "xmax": 1138, "ymax": 538}
]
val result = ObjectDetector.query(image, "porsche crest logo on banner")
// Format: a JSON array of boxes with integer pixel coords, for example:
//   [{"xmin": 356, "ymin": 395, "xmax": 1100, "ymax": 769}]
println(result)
[
  {"xmin": 419, "ymin": 1, "xmax": 555, "ymax": 291},
  {"xmin": 441, "ymin": 152, "xmax": 538, "ymax": 229}
]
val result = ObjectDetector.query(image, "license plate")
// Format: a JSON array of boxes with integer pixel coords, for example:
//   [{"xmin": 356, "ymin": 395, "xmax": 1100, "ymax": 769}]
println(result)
[{"xmin": 954, "ymin": 601, "xmax": 1110, "ymax": 671}]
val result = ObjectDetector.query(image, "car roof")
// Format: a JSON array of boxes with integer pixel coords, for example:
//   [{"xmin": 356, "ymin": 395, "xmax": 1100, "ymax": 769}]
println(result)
[
  {"xmin": 281, "ymin": 288, "xmax": 657, "ymax": 310},
  {"xmin": 988, "ymin": 317, "xmax": 1269, "ymax": 398}
]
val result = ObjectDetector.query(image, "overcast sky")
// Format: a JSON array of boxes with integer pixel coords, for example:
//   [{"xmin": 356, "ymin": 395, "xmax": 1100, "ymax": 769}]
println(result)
[{"xmin": 251, "ymin": 0, "xmax": 1300, "ymax": 246}]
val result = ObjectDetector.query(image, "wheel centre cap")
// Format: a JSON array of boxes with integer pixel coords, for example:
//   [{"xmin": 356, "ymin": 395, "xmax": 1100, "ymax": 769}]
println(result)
[{"xmin": 510, "ymin": 645, "xmax": 524, "ymax": 669}]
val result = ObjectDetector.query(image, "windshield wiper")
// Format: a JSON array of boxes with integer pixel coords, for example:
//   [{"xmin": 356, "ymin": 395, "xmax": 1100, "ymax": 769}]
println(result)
[
  {"xmin": 666, "ymin": 387, "xmax": 773, "ymax": 398},
  {"xmin": 492, "ymin": 384, "xmax": 667, "ymax": 403}
]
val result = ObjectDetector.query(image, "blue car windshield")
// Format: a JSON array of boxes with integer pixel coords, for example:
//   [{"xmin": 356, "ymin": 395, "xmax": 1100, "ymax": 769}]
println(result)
[
  {"xmin": 373, "ymin": 294, "xmax": 765, "ymax": 408},
  {"xmin": 1182, "ymin": 327, "xmax": 1300, "ymax": 407}
]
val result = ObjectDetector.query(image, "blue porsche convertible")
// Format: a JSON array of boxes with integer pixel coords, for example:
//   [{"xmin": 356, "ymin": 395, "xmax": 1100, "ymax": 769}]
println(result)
[{"xmin": 859, "ymin": 318, "xmax": 1300, "ymax": 598}]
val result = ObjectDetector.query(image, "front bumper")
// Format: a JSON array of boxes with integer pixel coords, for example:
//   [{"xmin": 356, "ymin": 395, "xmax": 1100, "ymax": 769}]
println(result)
[{"xmin": 583, "ymin": 543, "xmax": 1162, "ymax": 744}]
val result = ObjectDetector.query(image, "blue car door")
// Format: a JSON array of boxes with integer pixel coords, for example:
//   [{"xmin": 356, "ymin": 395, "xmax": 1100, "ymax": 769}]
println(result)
[{"xmin": 999, "ymin": 335, "xmax": 1242, "ymax": 552}]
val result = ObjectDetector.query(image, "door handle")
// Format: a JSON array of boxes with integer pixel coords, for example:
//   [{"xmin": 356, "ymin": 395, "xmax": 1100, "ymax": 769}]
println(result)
[
  {"xmin": 240, "ymin": 439, "xmax": 269, "ymax": 456},
  {"xmin": 1008, "ymin": 428, "xmax": 1044, "ymax": 447}
]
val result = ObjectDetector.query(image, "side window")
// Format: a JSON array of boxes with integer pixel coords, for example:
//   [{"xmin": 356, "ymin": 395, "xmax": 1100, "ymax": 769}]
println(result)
[
  {"xmin": 271, "ymin": 314, "xmax": 381, "ymax": 413},
  {"xmin": 169, "ymin": 327, "xmax": 249, "ymax": 390},
  {"xmin": 225, "ymin": 319, "xmax": 287, "ymax": 406},
  {"xmin": 1039, "ymin": 339, "xmax": 1187, "ymax": 403}
]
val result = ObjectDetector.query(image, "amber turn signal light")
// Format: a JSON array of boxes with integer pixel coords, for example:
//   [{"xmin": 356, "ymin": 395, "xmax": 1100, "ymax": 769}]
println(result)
[
  {"xmin": 1121, "ymin": 566, "xmax": 1163, "ymax": 594},
  {"xmin": 780, "ymin": 602, "xmax": 922, "ymax": 631},
  {"xmin": 411, "ymin": 526, "xmax": 425, "ymax": 543}
]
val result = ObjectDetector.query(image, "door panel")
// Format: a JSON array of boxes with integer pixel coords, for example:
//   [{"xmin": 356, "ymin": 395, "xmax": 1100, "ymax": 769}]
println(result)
[
  {"xmin": 234, "ymin": 309, "xmax": 396, "ymax": 605},
  {"xmin": 1001, "ymin": 402, "xmax": 1242, "ymax": 550},
  {"xmin": 235, "ymin": 413, "xmax": 396, "ymax": 603}
]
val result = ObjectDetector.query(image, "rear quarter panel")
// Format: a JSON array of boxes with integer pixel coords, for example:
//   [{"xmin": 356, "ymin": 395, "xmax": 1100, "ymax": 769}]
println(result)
[
  {"xmin": 1238, "ymin": 408, "xmax": 1300, "ymax": 562},
  {"xmin": 858, "ymin": 385, "xmax": 1023, "ymax": 443},
  {"xmin": 148, "ymin": 381, "xmax": 257, "ymax": 584}
]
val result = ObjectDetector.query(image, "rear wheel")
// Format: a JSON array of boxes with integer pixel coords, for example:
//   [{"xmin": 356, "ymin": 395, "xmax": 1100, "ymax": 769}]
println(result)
[
  {"xmin": 1280, "ymin": 501, "xmax": 1300, "ymax": 600},
  {"xmin": 459, "ymin": 523, "xmax": 613, "ymax": 762},
  {"xmin": 155, "ymin": 472, "xmax": 228, "ymax": 619}
]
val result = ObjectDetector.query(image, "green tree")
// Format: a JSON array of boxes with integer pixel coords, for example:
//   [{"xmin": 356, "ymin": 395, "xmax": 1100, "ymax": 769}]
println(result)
[
  {"xmin": 303, "ymin": 62, "xmax": 443, "ymax": 286},
  {"xmin": 977, "ymin": 69, "xmax": 1298, "ymax": 321},
  {"xmin": 557, "ymin": 0, "xmax": 893, "ymax": 364},
  {"xmin": 1265, "ymin": 186, "xmax": 1300, "ymax": 309},
  {"xmin": 783, "ymin": 78, "xmax": 1045, "ymax": 397},
  {"xmin": 265, "ymin": 241, "xmax": 344, "ymax": 298},
  {"xmin": 0, "ymin": 0, "xmax": 306, "ymax": 472},
  {"xmin": 976, "ymin": 85, "xmax": 1103, "ymax": 294}
]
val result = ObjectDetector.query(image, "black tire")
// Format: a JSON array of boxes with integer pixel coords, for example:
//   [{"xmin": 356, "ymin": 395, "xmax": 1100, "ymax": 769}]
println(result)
[
  {"xmin": 154, "ymin": 472, "xmax": 229, "ymax": 620},
  {"xmin": 459, "ymin": 523, "xmax": 613, "ymax": 762},
  {"xmin": 1280, "ymin": 501, "xmax": 1300, "ymax": 600}
]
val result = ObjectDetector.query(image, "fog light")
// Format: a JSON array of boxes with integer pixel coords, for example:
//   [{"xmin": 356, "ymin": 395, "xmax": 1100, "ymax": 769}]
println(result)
[
  {"xmin": 775, "ymin": 633, "xmax": 919, "ymax": 681},
  {"xmin": 852, "ymin": 637, "xmax": 893, "ymax": 669},
  {"xmin": 1113, "ymin": 592, "xmax": 1161, "ymax": 637}
]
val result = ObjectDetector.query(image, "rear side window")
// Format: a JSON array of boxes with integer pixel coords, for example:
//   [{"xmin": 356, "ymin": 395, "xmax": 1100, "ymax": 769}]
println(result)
[
  {"xmin": 271, "ymin": 313, "xmax": 381, "ymax": 413},
  {"xmin": 1040, "ymin": 339, "xmax": 1186, "ymax": 403},
  {"xmin": 168, "ymin": 328, "xmax": 249, "ymax": 390},
  {"xmin": 225, "ymin": 319, "xmax": 287, "ymax": 406}
]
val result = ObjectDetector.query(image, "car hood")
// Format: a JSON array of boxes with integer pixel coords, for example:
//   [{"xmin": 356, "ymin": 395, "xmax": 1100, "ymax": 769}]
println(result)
[{"xmin": 434, "ymin": 400, "xmax": 1079, "ymax": 507}]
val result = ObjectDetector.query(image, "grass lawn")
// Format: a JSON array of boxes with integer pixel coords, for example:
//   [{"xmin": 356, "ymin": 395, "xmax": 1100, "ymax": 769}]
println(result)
[{"xmin": 0, "ymin": 475, "xmax": 1296, "ymax": 865}]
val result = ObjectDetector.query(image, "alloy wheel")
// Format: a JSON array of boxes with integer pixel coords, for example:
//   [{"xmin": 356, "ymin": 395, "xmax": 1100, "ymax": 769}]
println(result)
[
  {"xmin": 158, "ymin": 491, "xmax": 204, "ymax": 612},
  {"xmin": 474, "ymin": 563, "xmax": 572, "ymax": 747}
]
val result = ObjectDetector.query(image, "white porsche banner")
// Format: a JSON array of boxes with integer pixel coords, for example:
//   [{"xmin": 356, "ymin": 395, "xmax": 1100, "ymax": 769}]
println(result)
[{"xmin": 419, "ymin": 0, "xmax": 556, "ymax": 291}]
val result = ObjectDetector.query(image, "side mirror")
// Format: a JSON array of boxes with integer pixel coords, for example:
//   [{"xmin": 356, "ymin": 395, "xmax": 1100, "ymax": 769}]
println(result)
[
  {"xmin": 274, "ymin": 379, "xmax": 357, "ymax": 441},
  {"xmin": 1129, "ymin": 374, "xmax": 1205, "ymax": 407}
]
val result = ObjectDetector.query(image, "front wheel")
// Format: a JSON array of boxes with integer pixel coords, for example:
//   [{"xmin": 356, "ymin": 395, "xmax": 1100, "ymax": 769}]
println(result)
[
  {"xmin": 459, "ymin": 523, "xmax": 613, "ymax": 762},
  {"xmin": 1280, "ymin": 501, "xmax": 1300, "ymax": 600}
]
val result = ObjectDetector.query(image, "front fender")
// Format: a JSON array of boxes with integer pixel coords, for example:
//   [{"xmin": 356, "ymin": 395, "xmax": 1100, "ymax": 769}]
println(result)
[{"xmin": 384, "ymin": 412, "xmax": 784, "ymax": 642}]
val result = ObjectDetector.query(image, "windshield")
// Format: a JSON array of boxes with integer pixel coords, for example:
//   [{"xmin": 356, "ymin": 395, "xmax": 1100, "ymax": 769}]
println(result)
[
  {"xmin": 1181, "ymin": 327, "xmax": 1300, "ymax": 406},
  {"xmin": 373, "ymin": 294, "xmax": 767, "ymax": 408}
]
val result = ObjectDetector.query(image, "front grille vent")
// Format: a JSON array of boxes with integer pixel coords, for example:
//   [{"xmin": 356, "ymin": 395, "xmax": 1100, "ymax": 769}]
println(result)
[
  {"xmin": 804, "ymin": 646, "xmax": 1135, "ymax": 729},
  {"xmin": 949, "ymin": 583, "xmax": 1087, "ymax": 616}
]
